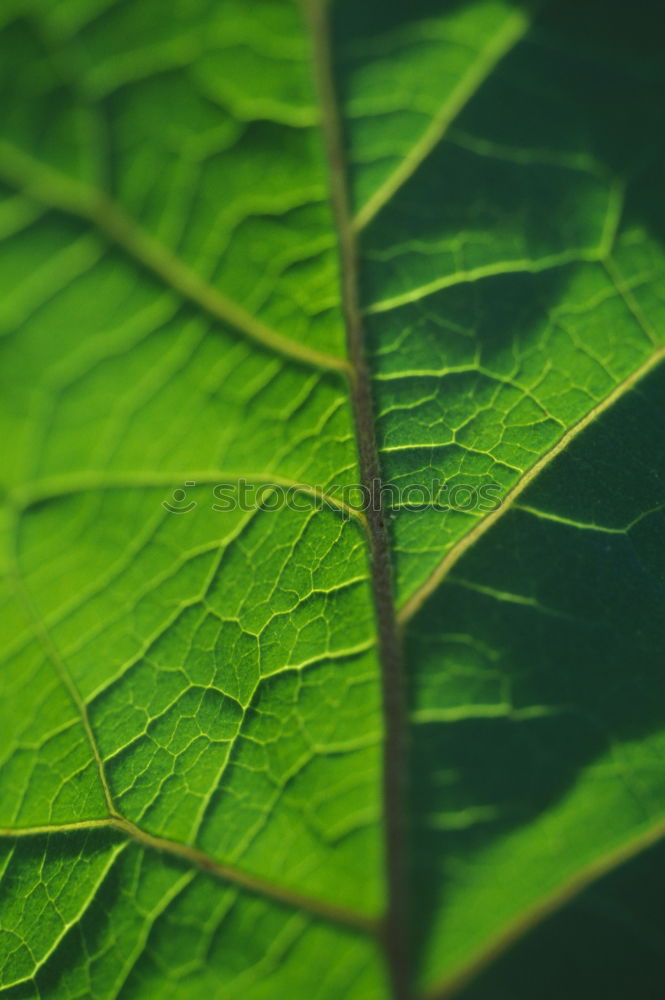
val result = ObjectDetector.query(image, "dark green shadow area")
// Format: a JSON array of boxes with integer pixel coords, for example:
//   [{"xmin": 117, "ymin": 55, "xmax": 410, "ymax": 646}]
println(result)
[
  {"xmin": 333, "ymin": 0, "xmax": 474, "ymax": 42},
  {"xmin": 407, "ymin": 361, "xmax": 665, "ymax": 983},
  {"xmin": 357, "ymin": 0, "xmax": 665, "ymax": 304},
  {"xmin": 457, "ymin": 836, "xmax": 665, "ymax": 1000}
]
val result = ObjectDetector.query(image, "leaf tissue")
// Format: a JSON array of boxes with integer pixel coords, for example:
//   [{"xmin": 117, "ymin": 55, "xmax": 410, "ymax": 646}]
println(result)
[{"xmin": 1, "ymin": 0, "xmax": 664, "ymax": 998}]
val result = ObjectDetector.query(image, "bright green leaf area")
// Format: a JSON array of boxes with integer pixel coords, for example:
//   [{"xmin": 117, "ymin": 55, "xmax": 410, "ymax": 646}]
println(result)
[{"xmin": 0, "ymin": 0, "xmax": 664, "ymax": 998}]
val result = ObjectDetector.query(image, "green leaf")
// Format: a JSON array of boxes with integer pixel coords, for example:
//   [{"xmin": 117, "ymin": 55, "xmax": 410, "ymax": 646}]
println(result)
[{"xmin": 1, "ymin": 0, "xmax": 664, "ymax": 998}]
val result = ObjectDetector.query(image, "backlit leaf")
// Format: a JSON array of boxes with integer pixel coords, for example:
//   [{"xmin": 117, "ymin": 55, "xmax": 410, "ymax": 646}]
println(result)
[{"xmin": 1, "ymin": 1, "xmax": 664, "ymax": 998}]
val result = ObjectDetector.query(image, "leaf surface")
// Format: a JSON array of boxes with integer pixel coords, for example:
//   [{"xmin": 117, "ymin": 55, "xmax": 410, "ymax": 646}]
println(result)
[{"xmin": 0, "ymin": 0, "xmax": 664, "ymax": 998}]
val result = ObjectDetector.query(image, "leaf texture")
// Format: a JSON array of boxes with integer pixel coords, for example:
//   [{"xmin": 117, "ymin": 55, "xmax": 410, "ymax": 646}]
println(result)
[{"xmin": 0, "ymin": 0, "xmax": 664, "ymax": 998}]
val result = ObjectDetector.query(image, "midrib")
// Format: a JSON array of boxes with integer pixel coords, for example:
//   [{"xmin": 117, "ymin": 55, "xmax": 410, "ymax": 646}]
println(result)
[{"xmin": 304, "ymin": 3, "xmax": 411, "ymax": 998}]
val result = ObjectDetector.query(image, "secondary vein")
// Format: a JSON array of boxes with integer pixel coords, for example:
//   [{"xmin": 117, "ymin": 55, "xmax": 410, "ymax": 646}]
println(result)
[
  {"xmin": 0, "ymin": 815, "xmax": 378, "ymax": 934},
  {"xmin": 352, "ymin": 9, "xmax": 530, "ymax": 232},
  {"xmin": 10, "ymin": 469, "xmax": 368, "ymax": 528},
  {"xmin": 398, "ymin": 345, "xmax": 665, "ymax": 624},
  {"xmin": 0, "ymin": 140, "xmax": 351, "ymax": 377},
  {"xmin": 424, "ymin": 815, "xmax": 665, "ymax": 999}
]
